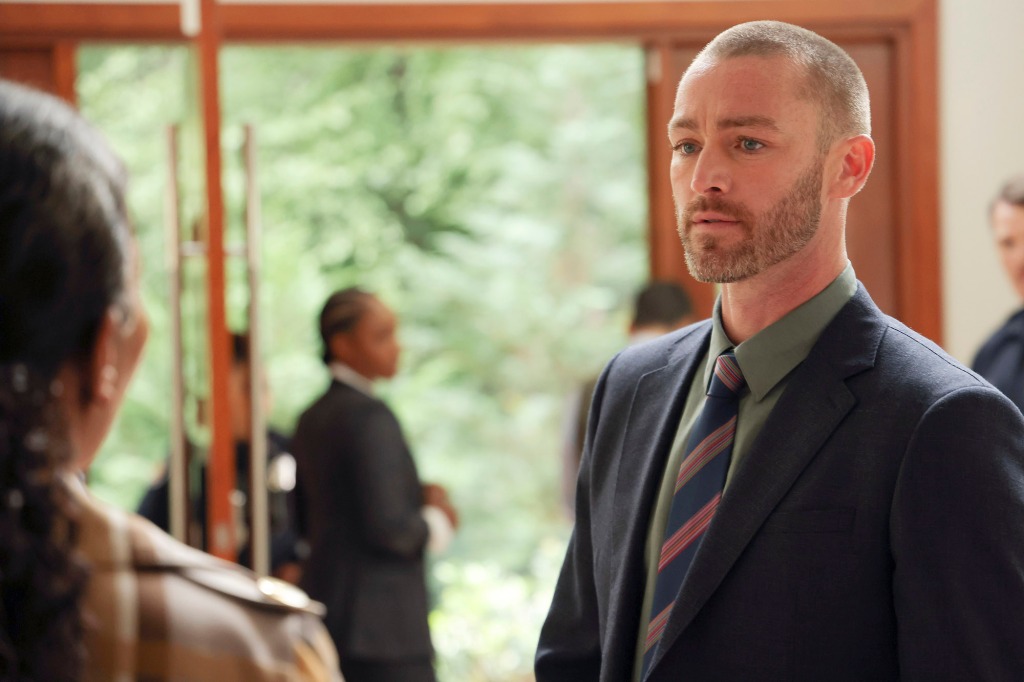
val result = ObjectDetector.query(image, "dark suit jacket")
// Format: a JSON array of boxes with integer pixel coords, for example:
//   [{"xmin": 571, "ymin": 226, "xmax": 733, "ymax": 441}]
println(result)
[
  {"xmin": 973, "ymin": 307, "xmax": 1024, "ymax": 413},
  {"xmin": 136, "ymin": 431, "xmax": 300, "ymax": 571},
  {"xmin": 292, "ymin": 379, "xmax": 433, "ymax": 661},
  {"xmin": 537, "ymin": 286, "xmax": 1024, "ymax": 681}
]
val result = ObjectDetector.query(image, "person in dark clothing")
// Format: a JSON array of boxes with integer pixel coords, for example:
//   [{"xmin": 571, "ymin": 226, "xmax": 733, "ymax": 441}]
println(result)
[
  {"xmin": 292, "ymin": 287, "xmax": 457, "ymax": 682},
  {"xmin": 137, "ymin": 333, "xmax": 303, "ymax": 577},
  {"xmin": 972, "ymin": 174, "xmax": 1024, "ymax": 412}
]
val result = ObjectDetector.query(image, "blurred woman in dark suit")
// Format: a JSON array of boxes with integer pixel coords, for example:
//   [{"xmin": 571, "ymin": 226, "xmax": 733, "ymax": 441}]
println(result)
[{"xmin": 292, "ymin": 288, "xmax": 457, "ymax": 682}]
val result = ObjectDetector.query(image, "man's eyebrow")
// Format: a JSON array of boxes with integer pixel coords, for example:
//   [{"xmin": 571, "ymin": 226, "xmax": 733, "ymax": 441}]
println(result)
[
  {"xmin": 668, "ymin": 116, "xmax": 697, "ymax": 134},
  {"xmin": 719, "ymin": 115, "xmax": 780, "ymax": 132},
  {"xmin": 668, "ymin": 115, "xmax": 781, "ymax": 134}
]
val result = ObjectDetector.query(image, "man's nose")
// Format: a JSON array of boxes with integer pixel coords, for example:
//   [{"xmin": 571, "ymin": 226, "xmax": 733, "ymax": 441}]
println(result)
[{"xmin": 690, "ymin": 145, "xmax": 730, "ymax": 195}]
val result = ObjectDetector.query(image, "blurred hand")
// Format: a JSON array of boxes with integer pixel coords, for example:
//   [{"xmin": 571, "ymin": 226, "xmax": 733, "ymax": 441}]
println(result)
[{"xmin": 422, "ymin": 482, "xmax": 459, "ymax": 530}]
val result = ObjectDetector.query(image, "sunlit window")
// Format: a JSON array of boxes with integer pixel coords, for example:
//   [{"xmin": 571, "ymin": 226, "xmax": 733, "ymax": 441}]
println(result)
[{"xmin": 79, "ymin": 43, "xmax": 646, "ymax": 681}]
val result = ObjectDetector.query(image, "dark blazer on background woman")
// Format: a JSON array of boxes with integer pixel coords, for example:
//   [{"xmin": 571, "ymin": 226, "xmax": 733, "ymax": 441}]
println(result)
[{"xmin": 292, "ymin": 379, "xmax": 433, "ymax": 669}]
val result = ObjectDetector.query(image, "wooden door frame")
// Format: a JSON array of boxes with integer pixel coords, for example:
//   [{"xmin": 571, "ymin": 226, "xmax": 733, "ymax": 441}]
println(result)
[{"xmin": 0, "ymin": 39, "xmax": 78, "ymax": 103}]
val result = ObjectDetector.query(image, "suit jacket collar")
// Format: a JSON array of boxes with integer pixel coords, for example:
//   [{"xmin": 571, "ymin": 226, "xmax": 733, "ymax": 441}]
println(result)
[{"xmin": 641, "ymin": 285, "xmax": 886, "ymax": 677}]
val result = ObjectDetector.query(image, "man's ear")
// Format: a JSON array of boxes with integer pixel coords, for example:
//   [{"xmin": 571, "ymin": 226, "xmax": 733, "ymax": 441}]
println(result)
[
  {"xmin": 86, "ymin": 309, "xmax": 121, "ymax": 404},
  {"xmin": 829, "ymin": 134, "xmax": 875, "ymax": 199}
]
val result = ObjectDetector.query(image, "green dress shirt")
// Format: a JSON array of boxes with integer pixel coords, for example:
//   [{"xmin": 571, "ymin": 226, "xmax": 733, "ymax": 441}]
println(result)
[{"xmin": 631, "ymin": 263, "xmax": 858, "ymax": 680}]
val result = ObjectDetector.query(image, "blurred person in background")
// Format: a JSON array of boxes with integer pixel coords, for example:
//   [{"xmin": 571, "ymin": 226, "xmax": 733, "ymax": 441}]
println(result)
[
  {"xmin": 137, "ymin": 332, "xmax": 304, "ymax": 581},
  {"xmin": 560, "ymin": 281, "xmax": 695, "ymax": 517},
  {"xmin": 292, "ymin": 287, "xmax": 457, "ymax": 682},
  {"xmin": 0, "ymin": 79, "xmax": 340, "ymax": 680},
  {"xmin": 973, "ymin": 174, "xmax": 1024, "ymax": 412}
]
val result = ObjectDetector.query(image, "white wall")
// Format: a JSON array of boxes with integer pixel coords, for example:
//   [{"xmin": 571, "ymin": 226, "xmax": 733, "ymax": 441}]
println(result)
[{"xmin": 940, "ymin": 0, "xmax": 1024, "ymax": 361}]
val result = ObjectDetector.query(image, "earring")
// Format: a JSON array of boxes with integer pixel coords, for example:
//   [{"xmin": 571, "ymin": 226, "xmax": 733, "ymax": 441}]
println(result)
[{"xmin": 98, "ymin": 365, "xmax": 119, "ymax": 400}]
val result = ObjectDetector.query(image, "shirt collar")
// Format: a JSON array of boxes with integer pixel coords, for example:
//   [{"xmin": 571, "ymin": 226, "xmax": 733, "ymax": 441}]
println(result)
[
  {"xmin": 706, "ymin": 262, "xmax": 858, "ymax": 401},
  {"xmin": 329, "ymin": 362, "xmax": 375, "ymax": 396}
]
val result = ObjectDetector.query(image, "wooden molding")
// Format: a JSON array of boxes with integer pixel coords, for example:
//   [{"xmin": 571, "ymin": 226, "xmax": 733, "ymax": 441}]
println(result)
[
  {"xmin": 194, "ymin": 0, "xmax": 238, "ymax": 561},
  {"xmin": 53, "ymin": 41, "xmax": 78, "ymax": 104},
  {"xmin": 218, "ymin": 0, "xmax": 932, "ymax": 42},
  {"xmin": 1, "ymin": 0, "xmax": 930, "ymax": 43},
  {"xmin": 894, "ymin": 0, "xmax": 941, "ymax": 341},
  {"xmin": 0, "ymin": 3, "xmax": 181, "ymax": 40}
]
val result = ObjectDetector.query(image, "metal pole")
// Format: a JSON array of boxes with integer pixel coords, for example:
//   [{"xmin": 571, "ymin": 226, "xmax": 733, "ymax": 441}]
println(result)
[
  {"xmin": 244, "ymin": 124, "xmax": 270, "ymax": 577},
  {"xmin": 164, "ymin": 125, "xmax": 188, "ymax": 543}
]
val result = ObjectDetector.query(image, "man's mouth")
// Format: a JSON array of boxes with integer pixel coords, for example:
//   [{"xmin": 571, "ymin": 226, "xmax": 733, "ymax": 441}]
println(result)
[{"xmin": 692, "ymin": 213, "xmax": 738, "ymax": 225}]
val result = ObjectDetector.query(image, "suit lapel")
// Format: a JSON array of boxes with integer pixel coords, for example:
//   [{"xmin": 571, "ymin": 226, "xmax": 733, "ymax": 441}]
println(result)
[
  {"xmin": 603, "ymin": 324, "xmax": 710, "ymax": 672},
  {"xmin": 611, "ymin": 329, "xmax": 709, "ymax": 558},
  {"xmin": 648, "ymin": 286, "xmax": 887, "ymax": 675}
]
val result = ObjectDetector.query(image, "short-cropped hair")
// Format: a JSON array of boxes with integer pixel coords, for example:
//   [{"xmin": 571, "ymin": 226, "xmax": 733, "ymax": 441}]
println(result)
[{"xmin": 692, "ymin": 21, "xmax": 871, "ymax": 148}]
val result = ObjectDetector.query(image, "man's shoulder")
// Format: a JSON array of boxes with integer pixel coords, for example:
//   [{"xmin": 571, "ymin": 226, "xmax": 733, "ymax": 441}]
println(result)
[
  {"xmin": 810, "ymin": 286, "xmax": 980, "ymax": 387},
  {"xmin": 614, "ymin": 319, "xmax": 711, "ymax": 374},
  {"xmin": 866, "ymin": 314, "xmax": 994, "ymax": 402}
]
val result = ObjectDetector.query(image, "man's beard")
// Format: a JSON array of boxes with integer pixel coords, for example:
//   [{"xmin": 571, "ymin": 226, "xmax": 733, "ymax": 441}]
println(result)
[{"xmin": 677, "ymin": 158, "xmax": 825, "ymax": 284}]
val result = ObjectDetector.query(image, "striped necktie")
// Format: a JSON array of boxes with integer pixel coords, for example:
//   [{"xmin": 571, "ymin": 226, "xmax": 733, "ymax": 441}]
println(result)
[{"xmin": 641, "ymin": 350, "xmax": 745, "ymax": 677}]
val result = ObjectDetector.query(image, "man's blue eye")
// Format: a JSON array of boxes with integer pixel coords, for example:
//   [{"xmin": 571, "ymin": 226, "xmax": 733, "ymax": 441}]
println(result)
[
  {"xmin": 680, "ymin": 142, "xmax": 698, "ymax": 154},
  {"xmin": 741, "ymin": 139, "xmax": 763, "ymax": 151}
]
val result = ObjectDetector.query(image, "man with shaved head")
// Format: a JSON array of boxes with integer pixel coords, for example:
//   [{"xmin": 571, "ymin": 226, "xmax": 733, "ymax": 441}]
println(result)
[{"xmin": 537, "ymin": 21, "xmax": 1024, "ymax": 681}]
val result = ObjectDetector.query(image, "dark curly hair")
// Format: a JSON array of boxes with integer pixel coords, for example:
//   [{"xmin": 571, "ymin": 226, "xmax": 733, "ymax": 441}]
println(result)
[{"xmin": 0, "ymin": 79, "xmax": 131, "ymax": 680}]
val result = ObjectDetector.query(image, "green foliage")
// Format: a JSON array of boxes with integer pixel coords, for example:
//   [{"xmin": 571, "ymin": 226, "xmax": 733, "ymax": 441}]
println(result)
[
  {"xmin": 77, "ymin": 46, "xmax": 189, "ymax": 503},
  {"xmin": 78, "ymin": 43, "xmax": 646, "ymax": 681}
]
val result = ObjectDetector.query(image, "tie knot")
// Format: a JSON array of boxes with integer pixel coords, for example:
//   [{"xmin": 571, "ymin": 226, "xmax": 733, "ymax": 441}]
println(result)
[{"xmin": 708, "ymin": 351, "xmax": 745, "ymax": 397}]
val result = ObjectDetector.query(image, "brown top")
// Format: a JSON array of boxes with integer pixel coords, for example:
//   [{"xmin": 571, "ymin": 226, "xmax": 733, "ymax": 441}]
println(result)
[{"xmin": 70, "ymin": 476, "xmax": 342, "ymax": 681}]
